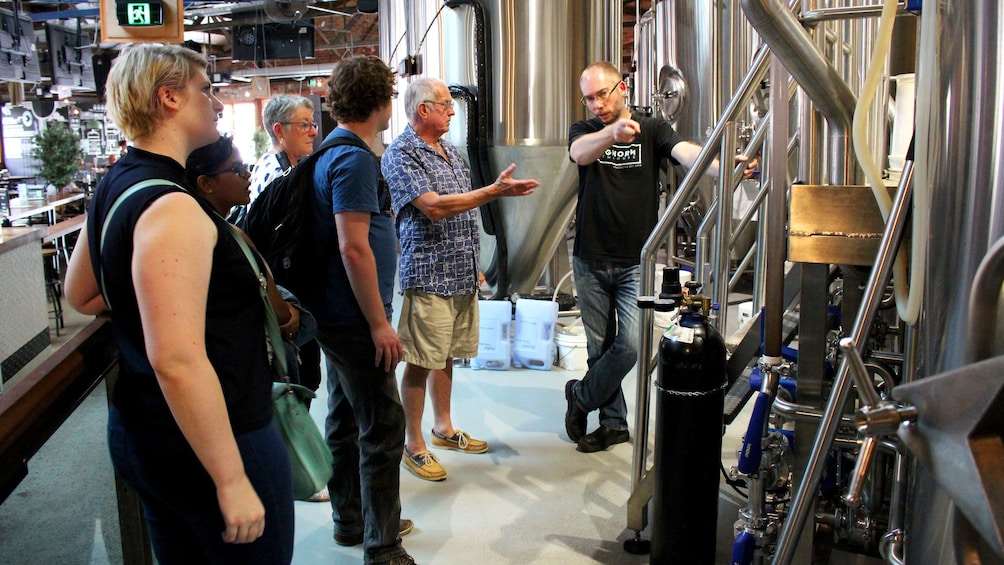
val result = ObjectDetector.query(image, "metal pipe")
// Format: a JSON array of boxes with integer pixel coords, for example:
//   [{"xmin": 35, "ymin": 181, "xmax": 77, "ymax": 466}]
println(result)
[
  {"xmin": 729, "ymin": 242, "xmax": 757, "ymax": 291},
  {"xmin": 840, "ymin": 337, "xmax": 883, "ymax": 407},
  {"xmin": 740, "ymin": 0, "xmax": 855, "ymax": 129},
  {"xmin": 740, "ymin": 0, "xmax": 857, "ymax": 184},
  {"xmin": 728, "ymin": 113, "xmax": 770, "ymax": 245},
  {"xmin": 772, "ymin": 397, "xmax": 855, "ymax": 426},
  {"xmin": 868, "ymin": 350, "xmax": 903, "ymax": 367},
  {"xmin": 879, "ymin": 453, "xmax": 908, "ymax": 565},
  {"xmin": 801, "ymin": 3, "xmax": 907, "ymax": 26},
  {"xmin": 714, "ymin": 122, "xmax": 739, "ymax": 331},
  {"xmin": 966, "ymin": 235, "xmax": 1004, "ymax": 362},
  {"xmin": 763, "ymin": 54, "xmax": 790, "ymax": 358},
  {"xmin": 695, "ymin": 202, "xmax": 716, "ymax": 289},
  {"xmin": 773, "ymin": 161, "xmax": 914, "ymax": 564}
]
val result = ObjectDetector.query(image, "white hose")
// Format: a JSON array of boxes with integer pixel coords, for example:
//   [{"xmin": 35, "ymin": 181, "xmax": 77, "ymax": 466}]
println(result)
[
  {"xmin": 850, "ymin": 0, "xmax": 925, "ymax": 325},
  {"xmin": 552, "ymin": 269, "xmax": 575, "ymax": 303}
]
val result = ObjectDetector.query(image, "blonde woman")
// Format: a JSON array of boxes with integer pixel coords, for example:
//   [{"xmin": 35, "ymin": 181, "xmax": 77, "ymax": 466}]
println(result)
[{"xmin": 64, "ymin": 44, "xmax": 294, "ymax": 564}]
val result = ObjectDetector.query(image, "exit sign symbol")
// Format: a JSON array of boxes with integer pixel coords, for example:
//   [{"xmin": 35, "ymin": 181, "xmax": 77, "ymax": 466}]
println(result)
[
  {"xmin": 128, "ymin": 3, "xmax": 151, "ymax": 24},
  {"xmin": 115, "ymin": 0, "xmax": 164, "ymax": 27}
]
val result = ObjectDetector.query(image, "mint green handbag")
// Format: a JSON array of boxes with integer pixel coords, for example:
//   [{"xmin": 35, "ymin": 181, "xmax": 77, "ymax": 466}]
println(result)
[{"xmin": 229, "ymin": 225, "xmax": 333, "ymax": 500}]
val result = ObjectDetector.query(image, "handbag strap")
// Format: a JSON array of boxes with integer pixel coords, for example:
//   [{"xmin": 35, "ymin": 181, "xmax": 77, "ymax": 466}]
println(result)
[
  {"xmin": 226, "ymin": 225, "xmax": 290, "ymax": 381},
  {"xmin": 98, "ymin": 178, "xmax": 185, "ymax": 311}
]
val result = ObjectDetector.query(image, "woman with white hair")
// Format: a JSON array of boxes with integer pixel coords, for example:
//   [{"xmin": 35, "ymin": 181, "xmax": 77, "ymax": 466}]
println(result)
[{"xmin": 247, "ymin": 94, "xmax": 318, "ymax": 202}]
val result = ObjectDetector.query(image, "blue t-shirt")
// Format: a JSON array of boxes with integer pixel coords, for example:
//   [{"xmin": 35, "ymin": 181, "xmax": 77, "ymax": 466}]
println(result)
[{"xmin": 307, "ymin": 128, "xmax": 397, "ymax": 327}]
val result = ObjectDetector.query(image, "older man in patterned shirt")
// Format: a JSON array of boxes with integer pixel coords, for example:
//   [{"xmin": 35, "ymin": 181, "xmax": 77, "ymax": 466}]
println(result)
[{"xmin": 382, "ymin": 77, "xmax": 538, "ymax": 482}]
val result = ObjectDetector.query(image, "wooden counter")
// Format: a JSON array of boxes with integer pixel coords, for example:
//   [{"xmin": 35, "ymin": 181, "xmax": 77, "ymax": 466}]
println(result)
[{"xmin": 0, "ymin": 226, "xmax": 50, "ymax": 388}]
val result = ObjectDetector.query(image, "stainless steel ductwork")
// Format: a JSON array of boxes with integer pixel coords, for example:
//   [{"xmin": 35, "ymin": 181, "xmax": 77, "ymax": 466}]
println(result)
[
  {"xmin": 740, "ymin": 0, "xmax": 857, "ymax": 184},
  {"xmin": 379, "ymin": 0, "xmax": 620, "ymax": 294}
]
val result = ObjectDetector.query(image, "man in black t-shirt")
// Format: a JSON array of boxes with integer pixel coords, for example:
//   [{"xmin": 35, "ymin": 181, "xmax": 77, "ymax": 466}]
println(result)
[{"xmin": 564, "ymin": 61, "xmax": 757, "ymax": 453}]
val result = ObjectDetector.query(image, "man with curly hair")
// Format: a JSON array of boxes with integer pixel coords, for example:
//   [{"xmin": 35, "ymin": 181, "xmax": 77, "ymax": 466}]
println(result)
[{"xmin": 304, "ymin": 55, "xmax": 415, "ymax": 565}]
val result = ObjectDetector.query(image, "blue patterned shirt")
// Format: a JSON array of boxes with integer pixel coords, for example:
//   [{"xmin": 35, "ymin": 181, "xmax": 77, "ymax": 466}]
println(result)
[{"xmin": 382, "ymin": 125, "xmax": 480, "ymax": 295}]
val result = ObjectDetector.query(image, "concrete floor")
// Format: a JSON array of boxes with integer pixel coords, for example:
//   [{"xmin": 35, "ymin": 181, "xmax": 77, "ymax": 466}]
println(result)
[{"xmin": 0, "ymin": 289, "xmax": 880, "ymax": 564}]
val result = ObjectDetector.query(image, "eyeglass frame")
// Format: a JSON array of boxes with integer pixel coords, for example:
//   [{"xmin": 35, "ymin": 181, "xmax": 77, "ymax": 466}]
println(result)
[
  {"xmin": 212, "ymin": 162, "xmax": 250, "ymax": 178},
  {"xmin": 280, "ymin": 121, "xmax": 319, "ymax": 132},
  {"xmin": 422, "ymin": 99, "xmax": 454, "ymax": 111},
  {"xmin": 580, "ymin": 80, "xmax": 623, "ymax": 106}
]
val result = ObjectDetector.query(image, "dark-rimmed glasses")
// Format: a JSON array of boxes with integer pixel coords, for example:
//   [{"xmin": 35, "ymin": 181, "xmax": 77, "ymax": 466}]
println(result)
[
  {"xmin": 580, "ymin": 81, "xmax": 623, "ymax": 105},
  {"xmin": 280, "ymin": 121, "xmax": 318, "ymax": 132},
  {"xmin": 213, "ymin": 162, "xmax": 250, "ymax": 178}
]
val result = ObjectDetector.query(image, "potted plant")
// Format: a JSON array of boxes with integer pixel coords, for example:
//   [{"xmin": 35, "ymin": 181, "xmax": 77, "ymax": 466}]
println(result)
[
  {"xmin": 31, "ymin": 122, "xmax": 83, "ymax": 192},
  {"xmin": 253, "ymin": 127, "xmax": 270, "ymax": 161}
]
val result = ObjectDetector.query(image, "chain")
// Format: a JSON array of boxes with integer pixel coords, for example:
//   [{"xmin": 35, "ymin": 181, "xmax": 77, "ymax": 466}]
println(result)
[{"xmin": 657, "ymin": 378, "xmax": 729, "ymax": 397}]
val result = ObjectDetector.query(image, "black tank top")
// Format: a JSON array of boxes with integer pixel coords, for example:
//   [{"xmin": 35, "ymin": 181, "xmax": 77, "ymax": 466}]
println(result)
[{"xmin": 87, "ymin": 147, "xmax": 274, "ymax": 435}]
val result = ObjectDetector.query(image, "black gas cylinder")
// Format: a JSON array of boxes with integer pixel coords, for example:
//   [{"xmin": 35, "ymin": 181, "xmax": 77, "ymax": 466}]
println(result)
[{"xmin": 650, "ymin": 295, "xmax": 727, "ymax": 564}]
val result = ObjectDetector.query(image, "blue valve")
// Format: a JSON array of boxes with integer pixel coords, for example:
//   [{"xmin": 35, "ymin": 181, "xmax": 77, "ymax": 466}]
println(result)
[
  {"xmin": 731, "ymin": 530, "xmax": 756, "ymax": 565},
  {"xmin": 737, "ymin": 391, "xmax": 771, "ymax": 474}
]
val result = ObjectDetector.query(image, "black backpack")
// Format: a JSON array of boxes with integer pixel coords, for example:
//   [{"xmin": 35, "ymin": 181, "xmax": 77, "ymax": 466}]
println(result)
[{"xmin": 240, "ymin": 135, "xmax": 383, "ymax": 294}]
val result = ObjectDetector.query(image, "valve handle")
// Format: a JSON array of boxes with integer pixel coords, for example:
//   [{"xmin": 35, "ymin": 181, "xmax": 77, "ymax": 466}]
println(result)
[{"xmin": 843, "ymin": 435, "xmax": 878, "ymax": 507}]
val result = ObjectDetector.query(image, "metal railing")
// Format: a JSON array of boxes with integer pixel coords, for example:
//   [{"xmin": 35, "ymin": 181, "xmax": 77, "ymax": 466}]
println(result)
[{"xmin": 629, "ymin": 43, "xmax": 771, "ymax": 514}]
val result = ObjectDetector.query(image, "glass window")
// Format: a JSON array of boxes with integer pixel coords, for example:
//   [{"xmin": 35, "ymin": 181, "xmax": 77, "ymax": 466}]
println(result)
[{"xmin": 218, "ymin": 102, "xmax": 258, "ymax": 165}]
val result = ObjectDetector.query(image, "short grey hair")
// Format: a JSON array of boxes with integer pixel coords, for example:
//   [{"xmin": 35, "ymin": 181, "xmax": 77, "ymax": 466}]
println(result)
[
  {"xmin": 262, "ymin": 94, "xmax": 314, "ymax": 143},
  {"xmin": 404, "ymin": 77, "xmax": 446, "ymax": 122}
]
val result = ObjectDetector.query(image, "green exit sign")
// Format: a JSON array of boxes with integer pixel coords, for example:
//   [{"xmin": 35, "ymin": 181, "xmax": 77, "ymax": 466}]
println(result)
[{"xmin": 116, "ymin": 1, "xmax": 164, "ymax": 26}]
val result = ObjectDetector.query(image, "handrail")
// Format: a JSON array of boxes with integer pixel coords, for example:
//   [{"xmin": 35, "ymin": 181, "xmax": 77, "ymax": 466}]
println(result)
[
  {"xmin": 693, "ymin": 113, "xmax": 770, "ymax": 307},
  {"xmin": 630, "ymin": 43, "xmax": 771, "ymax": 496}
]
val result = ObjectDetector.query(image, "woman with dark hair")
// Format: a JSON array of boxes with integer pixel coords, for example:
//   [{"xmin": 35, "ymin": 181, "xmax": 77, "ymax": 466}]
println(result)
[
  {"xmin": 187, "ymin": 134, "xmax": 318, "ymax": 400},
  {"xmin": 63, "ymin": 44, "xmax": 295, "ymax": 564}
]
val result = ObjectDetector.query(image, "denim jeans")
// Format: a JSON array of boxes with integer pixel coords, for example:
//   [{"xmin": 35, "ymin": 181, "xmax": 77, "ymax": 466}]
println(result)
[
  {"xmin": 107, "ymin": 406, "xmax": 294, "ymax": 564},
  {"xmin": 316, "ymin": 324, "xmax": 408, "ymax": 565},
  {"xmin": 571, "ymin": 256, "xmax": 641, "ymax": 431}
]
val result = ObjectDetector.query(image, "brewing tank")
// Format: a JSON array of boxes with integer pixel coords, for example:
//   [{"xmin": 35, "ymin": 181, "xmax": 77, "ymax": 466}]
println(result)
[
  {"xmin": 380, "ymin": 0, "xmax": 621, "ymax": 294},
  {"xmin": 911, "ymin": 0, "xmax": 1004, "ymax": 561}
]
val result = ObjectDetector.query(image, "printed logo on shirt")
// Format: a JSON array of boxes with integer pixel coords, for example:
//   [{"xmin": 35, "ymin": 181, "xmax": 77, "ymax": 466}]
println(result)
[{"xmin": 598, "ymin": 143, "xmax": 642, "ymax": 169}]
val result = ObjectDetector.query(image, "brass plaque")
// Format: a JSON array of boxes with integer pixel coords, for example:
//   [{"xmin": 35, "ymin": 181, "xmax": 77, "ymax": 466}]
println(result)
[{"xmin": 789, "ymin": 184, "xmax": 899, "ymax": 266}]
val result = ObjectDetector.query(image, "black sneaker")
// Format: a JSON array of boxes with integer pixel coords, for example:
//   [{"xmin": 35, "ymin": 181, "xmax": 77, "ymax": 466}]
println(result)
[
  {"xmin": 333, "ymin": 519, "xmax": 415, "ymax": 546},
  {"xmin": 564, "ymin": 380, "xmax": 587, "ymax": 442},
  {"xmin": 576, "ymin": 425, "xmax": 630, "ymax": 453}
]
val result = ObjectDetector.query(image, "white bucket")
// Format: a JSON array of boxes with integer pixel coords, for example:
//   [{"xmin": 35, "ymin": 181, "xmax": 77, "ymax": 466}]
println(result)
[
  {"xmin": 472, "ymin": 300, "xmax": 512, "ymax": 370},
  {"xmin": 737, "ymin": 301, "xmax": 754, "ymax": 331},
  {"xmin": 554, "ymin": 322, "xmax": 588, "ymax": 371},
  {"xmin": 512, "ymin": 298, "xmax": 558, "ymax": 370}
]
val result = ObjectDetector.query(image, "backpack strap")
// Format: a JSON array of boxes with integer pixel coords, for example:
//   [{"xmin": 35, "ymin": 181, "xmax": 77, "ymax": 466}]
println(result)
[
  {"xmin": 97, "ymin": 178, "xmax": 185, "ymax": 311},
  {"xmin": 310, "ymin": 134, "xmax": 390, "ymax": 213}
]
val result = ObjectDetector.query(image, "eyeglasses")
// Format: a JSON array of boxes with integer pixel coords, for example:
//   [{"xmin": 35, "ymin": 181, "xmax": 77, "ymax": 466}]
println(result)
[
  {"xmin": 580, "ymin": 80, "xmax": 623, "ymax": 106},
  {"xmin": 213, "ymin": 162, "xmax": 250, "ymax": 178},
  {"xmin": 281, "ymin": 121, "xmax": 318, "ymax": 132},
  {"xmin": 423, "ymin": 99, "xmax": 454, "ymax": 111}
]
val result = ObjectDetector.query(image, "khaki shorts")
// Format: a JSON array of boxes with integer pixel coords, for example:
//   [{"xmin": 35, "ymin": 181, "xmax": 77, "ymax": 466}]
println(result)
[{"xmin": 398, "ymin": 290, "xmax": 480, "ymax": 369}]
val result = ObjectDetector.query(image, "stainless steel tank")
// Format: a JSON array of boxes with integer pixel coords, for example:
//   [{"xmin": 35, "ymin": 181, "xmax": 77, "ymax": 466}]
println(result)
[
  {"xmin": 912, "ymin": 0, "xmax": 1004, "ymax": 561},
  {"xmin": 379, "ymin": 0, "xmax": 621, "ymax": 294}
]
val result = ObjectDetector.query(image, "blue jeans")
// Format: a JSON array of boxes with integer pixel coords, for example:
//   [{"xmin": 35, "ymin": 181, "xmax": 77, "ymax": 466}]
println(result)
[
  {"xmin": 107, "ymin": 406, "xmax": 294, "ymax": 564},
  {"xmin": 571, "ymin": 257, "xmax": 641, "ymax": 431},
  {"xmin": 316, "ymin": 324, "xmax": 407, "ymax": 565}
]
